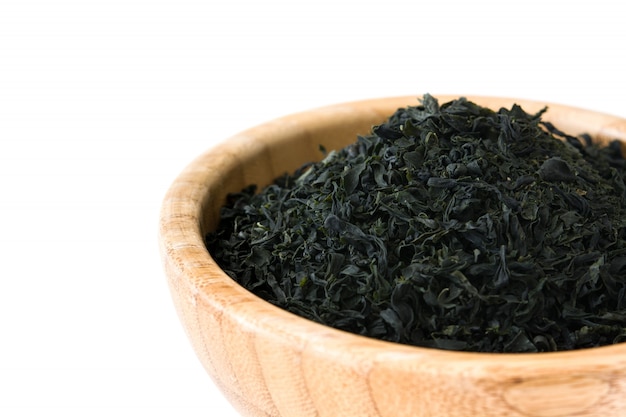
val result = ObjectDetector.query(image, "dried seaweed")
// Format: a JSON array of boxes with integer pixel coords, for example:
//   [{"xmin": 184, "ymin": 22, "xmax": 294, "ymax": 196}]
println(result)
[{"xmin": 206, "ymin": 95, "xmax": 626, "ymax": 352}]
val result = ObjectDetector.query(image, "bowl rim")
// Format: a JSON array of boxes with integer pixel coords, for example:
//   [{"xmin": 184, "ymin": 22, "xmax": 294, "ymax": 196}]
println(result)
[{"xmin": 160, "ymin": 95, "xmax": 626, "ymax": 375}]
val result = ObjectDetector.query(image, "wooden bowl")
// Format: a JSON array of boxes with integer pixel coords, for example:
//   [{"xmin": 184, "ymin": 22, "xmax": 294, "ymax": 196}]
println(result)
[{"xmin": 159, "ymin": 96, "xmax": 626, "ymax": 417}]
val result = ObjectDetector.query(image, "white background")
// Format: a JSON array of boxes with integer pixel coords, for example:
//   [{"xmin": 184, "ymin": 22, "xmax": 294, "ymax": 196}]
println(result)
[{"xmin": 1, "ymin": 0, "xmax": 625, "ymax": 416}]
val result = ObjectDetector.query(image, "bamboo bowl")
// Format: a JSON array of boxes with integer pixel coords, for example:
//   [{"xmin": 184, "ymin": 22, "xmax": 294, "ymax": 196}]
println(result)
[{"xmin": 159, "ymin": 96, "xmax": 626, "ymax": 417}]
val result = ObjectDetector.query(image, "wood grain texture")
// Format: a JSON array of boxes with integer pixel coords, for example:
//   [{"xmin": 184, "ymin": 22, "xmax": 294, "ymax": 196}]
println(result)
[{"xmin": 159, "ymin": 95, "xmax": 626, "ymax": 417}]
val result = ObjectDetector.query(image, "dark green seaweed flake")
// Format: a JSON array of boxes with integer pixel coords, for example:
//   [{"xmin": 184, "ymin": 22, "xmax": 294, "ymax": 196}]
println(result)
[{"xmin": 206, "ymin": 95, "xmax": 626, "ymax": 353}]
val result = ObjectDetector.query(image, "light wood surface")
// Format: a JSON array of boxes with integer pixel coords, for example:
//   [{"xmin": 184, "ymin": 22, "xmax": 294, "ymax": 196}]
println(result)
[{"xmin": 159, "ymin": 96, "xmax": 626, "ymax": 417}]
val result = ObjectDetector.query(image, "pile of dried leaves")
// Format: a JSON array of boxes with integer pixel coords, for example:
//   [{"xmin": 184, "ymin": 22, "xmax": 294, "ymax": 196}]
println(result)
[{"xmin": 206, "ymin": 95, "xmax": 626, "ymax": 352}]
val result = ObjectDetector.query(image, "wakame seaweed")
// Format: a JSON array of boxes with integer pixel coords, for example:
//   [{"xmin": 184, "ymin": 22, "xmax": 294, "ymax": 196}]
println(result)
[{"xmin": 205, "ymin": 95, "xmax": 626, "ymax": 353}]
